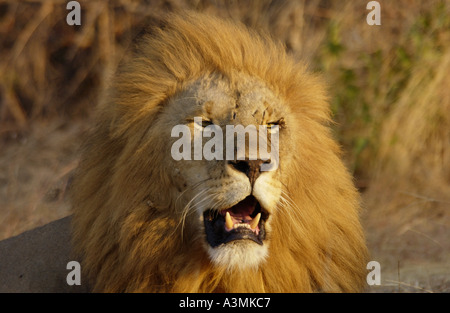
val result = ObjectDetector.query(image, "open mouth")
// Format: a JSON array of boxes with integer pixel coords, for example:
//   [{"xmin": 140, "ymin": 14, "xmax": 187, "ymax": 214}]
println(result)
[{"xmin": 203, "ymin": 195, "xmax": 269, "ymax": 247}]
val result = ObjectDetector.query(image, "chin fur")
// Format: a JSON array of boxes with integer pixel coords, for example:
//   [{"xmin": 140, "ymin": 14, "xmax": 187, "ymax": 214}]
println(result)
[{"xmin": 206, "ymin": 240, "xmax": 269, "ymax": 271}]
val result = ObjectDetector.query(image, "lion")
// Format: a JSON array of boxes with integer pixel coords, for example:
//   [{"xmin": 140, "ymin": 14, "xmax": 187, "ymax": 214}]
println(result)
[{"xmin": 70, "ymin": 11, "xmax": 369, "ymax": 293}]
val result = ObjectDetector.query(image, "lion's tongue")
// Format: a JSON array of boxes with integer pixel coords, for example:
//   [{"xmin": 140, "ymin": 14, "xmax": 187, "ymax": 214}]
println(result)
[
  {"xmin": 222, "ymin": 196, "xmax": 260, "ymax": 233},
  {"xmin": 227, "ymin": 196, "xmax": 256, "ymax": 219}
]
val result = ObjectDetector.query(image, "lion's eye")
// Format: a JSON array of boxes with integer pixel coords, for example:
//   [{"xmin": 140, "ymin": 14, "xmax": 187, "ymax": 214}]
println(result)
[
  {"xmin": 193, "ymin": 118, "xmax": 214, "ymax": 129},
  {"xmin": 200, "ymin": 120, "xmax": 214, "ymax": 128},
  {"xmin": 266, "ymin": 118, "xmax": 285, "ymax": 132}
]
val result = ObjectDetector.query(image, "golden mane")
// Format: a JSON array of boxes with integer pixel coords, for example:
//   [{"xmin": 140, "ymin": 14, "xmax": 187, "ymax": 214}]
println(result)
[{"xmin": 70, "ymin": 11, "xmax": 368, "ymax": 292}]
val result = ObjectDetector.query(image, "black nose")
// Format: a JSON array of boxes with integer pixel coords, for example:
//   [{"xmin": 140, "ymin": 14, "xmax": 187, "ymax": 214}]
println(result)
[{"xmin": 228, "ymin": 159, "xmax": 265, "ymax": 185}]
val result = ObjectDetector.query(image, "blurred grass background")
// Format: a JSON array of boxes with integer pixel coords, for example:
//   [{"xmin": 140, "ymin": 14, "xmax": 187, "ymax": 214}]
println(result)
[{"xmin": 0, "ymin": 0, "xmax": 449, "ymax": 292}]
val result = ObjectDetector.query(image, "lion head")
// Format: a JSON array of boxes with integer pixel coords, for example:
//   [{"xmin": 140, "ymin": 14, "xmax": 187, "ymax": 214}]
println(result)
[{"xmin": 70, "ymin": 12, "xmax": 368, "ymax": 292}]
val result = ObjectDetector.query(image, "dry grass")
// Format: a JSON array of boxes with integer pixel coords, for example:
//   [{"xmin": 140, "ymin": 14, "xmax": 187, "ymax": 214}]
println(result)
[{"xmin": 0, "ymin": 0, "xmax": 449, "ymax": 292}]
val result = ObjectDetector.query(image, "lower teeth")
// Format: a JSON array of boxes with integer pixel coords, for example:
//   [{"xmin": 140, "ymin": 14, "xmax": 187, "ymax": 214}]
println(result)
[{"xmin": 234, "ymin": 223, "xmax": 250, "ymax": 229}]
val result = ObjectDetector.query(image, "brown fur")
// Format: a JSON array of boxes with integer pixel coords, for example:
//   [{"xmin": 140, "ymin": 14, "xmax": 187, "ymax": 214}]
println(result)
[{"xmin": 70, "ymin": 11, "xmax": 368, "ymax": 292}]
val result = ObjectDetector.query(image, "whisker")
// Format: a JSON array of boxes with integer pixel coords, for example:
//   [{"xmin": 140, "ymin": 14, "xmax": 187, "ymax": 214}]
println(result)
[
  {"xmin": 172, "ymin": 189, "xmax": 208, "ymax": 239},
  {"xmin": 276, "ymin": 189, "xmax": 306, "ymax": 237},
  {"xmin": 280, "ymin": 189, "xmax": 304, "ymax": 219},
  {"xmin": 175, "ymin": 178, "xmax": 214, "ymax": 207},
  {"xmin": 175, "ymin": 188, "xmax": 210, "ymax": 241},
  {"xmin": 277, "ymin": 195, "xmax": 297, "ymax": 237}
]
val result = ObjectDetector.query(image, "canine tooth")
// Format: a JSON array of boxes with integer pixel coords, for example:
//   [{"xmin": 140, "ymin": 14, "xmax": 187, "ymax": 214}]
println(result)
[
  {"xmin": 250, "ymin": 213, "xmax": 261, "ymax": 230},
  {"xmin": 225, "ymin": 212, "xmax": 233, "ymax": 230}
]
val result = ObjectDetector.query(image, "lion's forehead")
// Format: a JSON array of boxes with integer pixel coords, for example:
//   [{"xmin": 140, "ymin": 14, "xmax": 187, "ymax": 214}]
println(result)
[{"xmin": 188, "ymin": 74, "xmax": 285, "ymax": 126}]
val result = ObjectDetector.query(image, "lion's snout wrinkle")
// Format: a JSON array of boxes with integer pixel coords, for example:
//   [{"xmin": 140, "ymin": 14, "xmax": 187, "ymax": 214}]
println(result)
[{"xmin": 70, "ymin": 11, "xmax": 369, "ymax": 293}]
